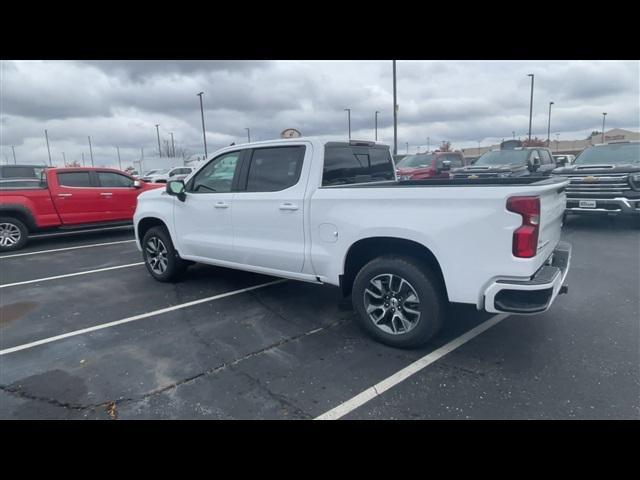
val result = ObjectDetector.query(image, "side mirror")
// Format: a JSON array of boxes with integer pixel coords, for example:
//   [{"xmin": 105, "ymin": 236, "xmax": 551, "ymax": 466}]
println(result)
[
  {"xmin": 133, "ymin": 180, "xmax": 141, "ymax": 188},
  {"xmin": 166, "ymin": 180, "xmax": 186, "ymax": 202}
]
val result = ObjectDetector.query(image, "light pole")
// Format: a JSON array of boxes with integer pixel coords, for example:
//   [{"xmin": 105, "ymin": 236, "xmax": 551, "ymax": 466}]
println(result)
[
  {"xmin": 197, "ymin": 92, "xmax": 208, "ymax": 158},
  {"xmin": 427, "ymin": 137, "xmax": 430, "ymax": 152},
  {"xmin": 547, "ymin": 101, "xmax": 554, "ymax": 147},
  {"xmin": 88, "ymin": 136, "xmax": 94, "ymax": 167},
  {"xmin": 375, "ymin": 111, "xmax": 380, "ymax": 141},
  {"xmin": 44, "ymin": 129, "xmax": 52, "ymax": 166},
  {"xmin": 245, "ymin": 128, "xmax": 251, "ymax": 143},
  {"xmin": 11, "ymin": 145, "xmax": 16, "ymax": 164},
  {"xmin": 555, "ymin": 133, "xmax": 560, "ymax": 152},
  {"xmin": 527, "ymin": 74, "xmax": 535, "ymax": 143},
  {"xmin": 344, "ymin": 108, "xmax": 351, "ymax": 140},
  {"xmin": 82, "ymin": 152, "xmax": 85, "ymax": 166},
  {"xmin": 116, "ymin": 146, "xmax": 122, "ymax": 170},
  {"xmin": 62, "ymin": 152, "xmax": 66, "ymax": 166},
  {"xmin": 155, "ymin": 124, "xmax": 161, "ymax": 157},
  {"xmin": 602, "ymin": 113, "xmax": 607, "ymax": 143},
  {"xmin": 170, "ymin": 132, "xmax": 175, "ymax": 157},
  {"xmin": 393, "ymin": 60, "xmax": 398, "ymax": 156}
]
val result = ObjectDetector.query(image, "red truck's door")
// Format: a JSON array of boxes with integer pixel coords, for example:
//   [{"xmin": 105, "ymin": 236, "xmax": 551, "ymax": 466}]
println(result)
[
  {"xmin": 94, "ymin": 170, "xmax": 140, "ymax": 221},
  {"xmin": 51, "ymin": 171, "xmax": 107, "ymax": 224}
]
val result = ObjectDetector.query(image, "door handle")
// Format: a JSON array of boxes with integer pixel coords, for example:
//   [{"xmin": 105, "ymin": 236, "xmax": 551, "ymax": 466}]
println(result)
[
  {"xmin": 279, "ymin": 203, "xmax": 299, "ymax": 211},
  {"xmin": 57, "ymin": 193, "xmax": 72, "ymax": 197},
  {"xmin": 100, "ymin": 192, "xmax": 113, "ymax": 196},
  {"xmin": 214, "ymin": 202, "xmax": 230, "ymax": 208}
]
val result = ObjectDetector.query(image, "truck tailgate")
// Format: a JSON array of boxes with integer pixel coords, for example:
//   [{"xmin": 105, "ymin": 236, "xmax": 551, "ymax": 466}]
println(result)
[{"xmin": 536, "ymin": 180, "xmax": 567, "ymax": 260}]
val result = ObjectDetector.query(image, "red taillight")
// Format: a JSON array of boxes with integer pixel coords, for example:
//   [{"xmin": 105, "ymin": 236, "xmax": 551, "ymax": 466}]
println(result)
[{"xmin": 507, "ymin": 196, "xmax": 540, "ymax": 258}]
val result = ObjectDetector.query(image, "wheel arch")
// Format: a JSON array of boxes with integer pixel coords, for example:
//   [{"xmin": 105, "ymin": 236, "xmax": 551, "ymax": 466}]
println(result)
[
  {"xmin": 137, "ymin": 216, "xmax": 170, "ymax": 242},
  {"xmin": 340, "ymin": 236, "xmax": 449, "ymax": 301},
  {"xmin": 0, "ymin": 204, "xmax": 37, "ymax": 231}
]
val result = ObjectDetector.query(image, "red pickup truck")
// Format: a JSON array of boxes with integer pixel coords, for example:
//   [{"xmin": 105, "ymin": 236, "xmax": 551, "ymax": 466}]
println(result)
[
  {"xmin": 395, "ymin": 151, "xmax": 467, "ymax": 180},
  {"xmin": 0, "ymin": 167, "xmax": 163, "ymax": 252}
]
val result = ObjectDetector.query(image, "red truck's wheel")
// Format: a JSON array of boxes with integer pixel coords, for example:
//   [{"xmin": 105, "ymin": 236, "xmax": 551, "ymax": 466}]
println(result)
[
  {"xmin": 142, "ymin": 226, "xmax": 188, "ymax": 282},
  {"xmin": 352, "ymin": 255, "xmax": 444, "ymax": 349},
  {"xmin": 0, "ymin": 217, "xmax": 28, "ymax": 252}
]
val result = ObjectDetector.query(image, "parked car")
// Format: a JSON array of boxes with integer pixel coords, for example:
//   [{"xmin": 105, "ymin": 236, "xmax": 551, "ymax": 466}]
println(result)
[
  {"xmin": 0, "ymin": 167, "xmax": 164, "ymax": 251},
  {"xmin": 395, "ymin": 151, "xmax": 466, "ymax": 180},
  {"xmin": 553, "ymin": 154, "xmax": 575, "ymax": 167},
  {"xmin": 0, "ymin": 164, "xmax": 48, "ymax": 180},
  {"xmin": 134, "ymin": 138, "xmax": 571, "ymax": 348},
  {"xmin": 141, "ymin": 166, "xmax": 194, "ymax": 183},
  {"xmin": 452, "ymin": 147, "xmax": 557, "ymax": 179},
  {"xmin": 552, "ymin": 141, "xmax": 640, "ymax": 218}
]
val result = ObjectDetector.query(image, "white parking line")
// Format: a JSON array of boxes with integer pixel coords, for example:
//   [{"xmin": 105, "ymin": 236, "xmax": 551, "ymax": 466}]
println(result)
[
  {"xmin": 0, "ymin": 262, "xmax": 145, "ymax": 289},
  {"xmin": 315, "ymin": 313, "xmax": 510, "ymax": 420},
  {"xmin": 0, "ymin": 279, "xmax": 286, "ymax": 356},
  {"xmin": 0, "ymin": 240, "xmax": 137, "ymax": 259}
]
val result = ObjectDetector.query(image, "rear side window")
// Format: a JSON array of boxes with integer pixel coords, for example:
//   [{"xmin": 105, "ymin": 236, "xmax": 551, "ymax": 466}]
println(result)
[
  {"xmin": 97, "ymin": 172, "xmax": 134, "ymax": 187},
  {"xmin": 323, "ymin": 145, "xmax": 395, "ymax": 186},
  {"xmin": 245, "ymin": 146, "xmax": 305, "ymax": 192},
  {"xmin": 0, "ymin": 166, "xmax": 39, "ymax": 178},
  {"xmin": 58, "ymin": 172, "xmax": 91, "ymax": 187}
]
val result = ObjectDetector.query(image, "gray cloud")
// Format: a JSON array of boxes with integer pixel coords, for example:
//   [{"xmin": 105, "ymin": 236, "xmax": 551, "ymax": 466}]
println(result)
[{"xmin": 1, "ymin": 60, "xmax": 638, "ymax": 166}]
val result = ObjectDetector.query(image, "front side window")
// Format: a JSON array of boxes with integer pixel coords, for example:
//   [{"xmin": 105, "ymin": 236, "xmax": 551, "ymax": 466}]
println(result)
[
  {"xmin": 396, "ymin": 154, "xmax": 433, "ymax": 169},
  {"xmin": 97, "ymin": 172, "xmax": 134, "ymax": 187},
  {"xmin": 58, "ymin": 172, "xmax": 91, "ymax": 187},
  {"xmin": 190, "ymin": 151, "xmax": 241, "ymax": 193},
  {"xmin": 437, "ymin": 153, "xmax": 464, "ymax": 168},
  {"xmin": 245, "ymin": 146, "xmax": 305, "ymax": 192}
]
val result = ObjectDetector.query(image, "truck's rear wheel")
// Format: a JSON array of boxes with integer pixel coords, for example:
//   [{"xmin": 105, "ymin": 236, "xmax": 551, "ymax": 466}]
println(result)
[
  {"xmin": 0, "ymin": 217, "xmax": 28, "ymax": 252},
  {"xmin": 352, "ymin": 255, "xmax": 444, "ymax": 349},
  {"xmin": 142, "ymin": 226, "xmax": 188, "ymax": 282}
]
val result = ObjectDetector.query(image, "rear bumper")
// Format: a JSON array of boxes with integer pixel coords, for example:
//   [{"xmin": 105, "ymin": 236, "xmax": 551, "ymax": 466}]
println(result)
[
  {"xmin": 566, "ymin": 197, "xmax": 640, "ymax": 215},
  {"xmin": 483, "ymin": 241, "xmax": 572, "ymax": 315}
]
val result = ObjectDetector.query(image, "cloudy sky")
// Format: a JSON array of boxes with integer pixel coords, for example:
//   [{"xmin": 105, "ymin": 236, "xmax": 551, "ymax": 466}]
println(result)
[{"xmin": 1, "ymin": 60, "xmax": 638, "ymax": 167}]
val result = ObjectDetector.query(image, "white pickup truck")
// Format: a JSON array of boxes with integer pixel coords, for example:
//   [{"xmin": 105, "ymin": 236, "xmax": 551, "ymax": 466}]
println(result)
[{"xmin": 134, "ymin": 138, "xmax": 572, "ymax": 348}]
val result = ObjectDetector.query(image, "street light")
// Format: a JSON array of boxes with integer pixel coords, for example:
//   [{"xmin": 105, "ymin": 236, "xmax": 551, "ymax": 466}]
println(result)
[
  {"xmin": 88, "ymin": 136, "xmax": 95, "ymax": 167},
  {"xmin": 116, "ymin": 146, "xmax": 122, "ymax": 170},
  {"xmin": 44, "ymin": 129, "xmax": 52, "ymax": 166},
  {"xmin": 555, "ymin": 133, "xmax": 560, "ymax": 152},
  {"xmin": 62, "ymin": 152, "xmax": 66, "ymax": 166},
  {"xmin": 344, "ymin": 108, "xmax": 351, "ymax": 140},
  {"xmin": 602, "ymin": 113, "xmax": 607, "ymax": 143},
  {"xmin": 170, "ymin": 132, "xmax": 175, "ymax": 157},
  {"xmin": 527, "ymin": 74, "xmax": 535, "ymax": 143},
  {"xmin": 197, "ymin": 92, "xmax": 208, "ymax": 158},
  {"xmin": 155, "ymin": 124, "xmax": 161, "ymax": 158},
  {"xmin": 245, "ymin": 128, "xmax": 251, "ymax": 143},
  {"xmin": 82, "ymin": 152, "xmax": 85, "ymax": 166},
  {"xmin": 393, "ymin": 60, "xmax": 398, "ymax": 156},
  {"xmin": 11, "ymin": 145, "xmax": 16, "ymax": 164},
  {"xmin": 547, "ymin": 101, "xmax": 554, "ymax": 147},
  {"xmin": 375, "ymin": 111, "xmax": 380, "ymax": 141}
]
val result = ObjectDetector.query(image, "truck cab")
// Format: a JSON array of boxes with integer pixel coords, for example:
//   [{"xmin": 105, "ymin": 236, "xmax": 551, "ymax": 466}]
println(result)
[
  {"xmin": 452, "ymin": 145, "xmax": 557, "ymax": 179},
  {"xmin": 395, "ymin": 151, "xmax": 465, "ymax": 180}
]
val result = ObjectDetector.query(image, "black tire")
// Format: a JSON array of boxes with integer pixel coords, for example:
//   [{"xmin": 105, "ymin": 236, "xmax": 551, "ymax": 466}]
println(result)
[
  {"xmin": 352, "ymin": 255, "xmax": 445, "ymax": 349},
  {"xmin": 0, "ymin": 217, "xmax": 29, "ymax": 252},
  {"xmin": 141, "ymin": 226, "xmax": 188, "ymax": 282}
]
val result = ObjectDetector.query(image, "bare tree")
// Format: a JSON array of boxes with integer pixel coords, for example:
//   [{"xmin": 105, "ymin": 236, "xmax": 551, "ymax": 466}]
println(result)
[{"xmin": 161, "ymin": 139, "xmax": 191, "ymax": 158}]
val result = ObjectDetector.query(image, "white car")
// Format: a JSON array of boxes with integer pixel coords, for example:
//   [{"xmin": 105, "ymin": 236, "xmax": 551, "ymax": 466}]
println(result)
[
  {"xmin": 134, "ymin": 138, "xmax": 571, "ymax": 348},
  {"xmin": 553, "ymin": 154, "xmax": 575, "ymax": 167},
  {"xmin": 141, "ymin": 166, "xmax": 194, "ymax": 183}
]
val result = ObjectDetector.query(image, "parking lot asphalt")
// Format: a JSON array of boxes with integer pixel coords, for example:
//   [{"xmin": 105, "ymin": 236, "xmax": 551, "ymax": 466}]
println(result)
[{"xmin": 0, "ymin": 218, "xmax": 638, "ymax": 420}]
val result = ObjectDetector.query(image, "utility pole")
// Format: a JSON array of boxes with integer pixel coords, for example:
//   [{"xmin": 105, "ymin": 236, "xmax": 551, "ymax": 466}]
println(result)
[
  {"xmin": 245, "ymin": 128, "xmax": 251, "ymax": 143},
  {"xmin": 44, "ymin": 129, "xmax": 52, "ymax": 166},
  {"xmin": 82, "ymin": 152, "xmax": 85, "ymax": 166},
  {"xmin": 197, "ymin": 92, "xmax": 208, "ymax": 158},
  {"xmin": 88, "ymin": 136, "xmax": 95, "ymax": 166},
  {"xmin": 155, "ymin": 124, "xmax": 161, "ymax": 157},
  {"xmin": 393, "ymin": 60, "xmax": 398, "ymax": 156},
  {"xmin": 602, "ymin": 113, "xmax": 607, "ymax": 143},
  {"xmin": 344, "ymin": 109, "xmax": 351, "ymax": 140},
  {"xmin": 11, "ymin": 145, "xmax": 16, "ymax": 164},
  {"xmin": 62, "ymin": 152, "xmax": 66, "ymax": 166},
  {"xmin": 117, "ymin": 146, "xmax": 122, "ymax": 170},
  {"xmin": 547, "ymin": 101, "xmax": 554, "ymax": 147},
  {"xmin": 375, "ymin": 111, "xmax": 380, "ymax": 141},
  {"xmin": 527, "ymin": 74, "xmax": 535, "ymax": 143},
  {"xmin": 170, "ymin": 132, "xmax": 175, "ymax": 157}
]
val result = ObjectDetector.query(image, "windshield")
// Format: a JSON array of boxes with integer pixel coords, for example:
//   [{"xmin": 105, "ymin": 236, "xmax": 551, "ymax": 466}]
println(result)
[
  {"xmin": 475, "ymin": 150, "xmax": 530, "ymax": 166},
  {"xmin": 574, "ymin": 143, "xmax": 640, "ymax": 165},
  {"xmin": 396, "ymin": 154, "xmax": 433, "ymax": 168}
]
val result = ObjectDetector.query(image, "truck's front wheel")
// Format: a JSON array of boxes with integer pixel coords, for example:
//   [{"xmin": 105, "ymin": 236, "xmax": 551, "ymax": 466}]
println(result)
[
  {"xmin": 352, "ymin": 255, "xmax": 444, "ymax": 348},
  {"xmin": 142, "ymin": 226, "xmax": 188, "ymax": 282},
  {"xmin": 0, "ymin": 217, "xmax": 28, "ymax": 252}
]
